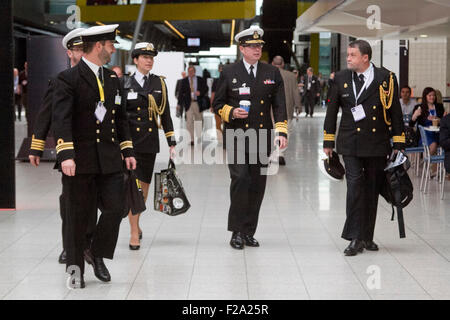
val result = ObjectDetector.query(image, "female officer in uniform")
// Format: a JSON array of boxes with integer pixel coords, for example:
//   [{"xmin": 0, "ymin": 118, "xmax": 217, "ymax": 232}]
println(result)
[{"xmin": 121, "ymin": 42, "xmax": 176, "ymax": 250}]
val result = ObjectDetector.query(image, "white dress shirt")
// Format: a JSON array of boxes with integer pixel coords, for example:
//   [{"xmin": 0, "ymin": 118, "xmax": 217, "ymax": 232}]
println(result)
[
  {"xmin": 400, "ymin": 98, "xmax": 417, "ymax": 115},
  {"xmin": 243, "ymin": 59, "xmax": 257, "ymax": 78},
  {"xmin": 355, "ymin": 62, "xmax": 374, "ymax": 88},
  {"xmin": 134, "ymin": 69, "xmax": 151, "ymax": 88}
]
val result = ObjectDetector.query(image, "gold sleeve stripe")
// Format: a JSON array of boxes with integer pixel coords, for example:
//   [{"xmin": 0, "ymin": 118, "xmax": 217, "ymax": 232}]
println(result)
[
  {"xmin": 31, "ymin": 137, "xmax": 45, "ymax": 144},
  {"xmin": 30, "ymin": 143, "xmax": 45, "ymax": 151},
  {"xmin": 393, "ymin": 136, "xmax": 406, "ymax": 143},
  {"xmin": 56, "ymin": 142, "xmax": 74, "ymax": 154},
  {"xmin": 324, "ymin": 134, "xmax": 335, "ymax": 141},
  {"xmin": 275, "ymin": 122, "xmax": 288, "ymax": 128},
  {"xmin": 165, "ymin": 131, "xmax": 175, "ymax": 138},
  {"xmin": 275, "ymin": 127, "xmax": 288, "ymax": 135},
  {"xmin": 120, "ymin": 141, "xmax": 133, "ymax": 150},
  {"xmin": 220, "ymin": 105, "xmax": 233, "ymax": 123}
]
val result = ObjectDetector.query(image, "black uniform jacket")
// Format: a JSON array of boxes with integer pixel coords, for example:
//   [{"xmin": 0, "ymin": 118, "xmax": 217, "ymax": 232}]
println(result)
[
  {"xmin": 30, "ymin": 78, "xmax": 55, "ymax": 157},
  {"xmin": 213, "ymin": 60, "xmax": 287, "ymax": 156},
  {"xmin": 52, "ymin": 59, "xmax": 134, "ymax": 174},
  {"xmin": 121, "ymin": 73, "xmax": 176, "ymax": 154},
  {"xmin": 323, "ymin": 65, "xmax": 405, "ymax": 157}
]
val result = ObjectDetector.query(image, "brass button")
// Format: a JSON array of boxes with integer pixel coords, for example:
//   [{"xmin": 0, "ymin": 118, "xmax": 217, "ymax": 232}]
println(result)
[
  {"xmin": 149, "ymin": 128, "xmax": 152, "ymax": 132},
  {"xmin": 111, "ymin": 120, "xmax": 115, "ymax": 124},
  {"xmin": 137, "ymin": 127, "xmax": 140, "ymax": 132},
  {"xmin": 260, "ymin": 112, "xmax": 264, "ymax": 116},
  {"xmin": 112, "ymin": 137, "xmax": 115, "ymax": 142},
  {"xmin": 112, "ymin": 110, "xmax": 115, "ymax": 115},
  {"xmin": 373, "ymin": 116, "xmax": 376, "ymax": 120},
  {"xmin": 245, "ymin": 124, "xmax": 249, "ymax": 128},
  {"xmin": 96, "ymin": 129, "xmax": 100, "ymax": 134},
  {"xmin": 373, "ymin": 106, "xmax": 376, "ymax": 110},
  {"xmin": 150, "ymin": 118, "xmax": 153, "ymax": 121},
  {"xmin": 96, "ymin": 120, "xmax": 100, "ymax": 125},
  {"xmin": 260, "ymin": 124, "xmax": 263, "ymax": 128},
  {"xmin": 112, "ymin": 128, "xmax": 115, "ymax": 133},
  {"xmin": 372, "ymin": 128, "xmax": 376, "ymax": 132},
  {"xmin": 137, "ymin": 107, "xmax": 141, "ymax": 111},
  {"xmin": 357, "ymin": 128, "xmax": 361, "ymax": 132},
  {"xmin": 96, "ymin": 139, "xmax": 100, "ymax": 143},
  {"xmin": 260, "ymin": 100, "xmax": 264, "ymax": 104},
  {"xmin": 137, "ymin": 117, "xmax": 141, "ymax": 121}
]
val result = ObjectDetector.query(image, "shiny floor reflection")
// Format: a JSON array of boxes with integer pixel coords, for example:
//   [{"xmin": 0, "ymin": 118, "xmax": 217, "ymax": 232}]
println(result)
[{"xmin": 2, "ymin": 110, "xmax": 450, "ymax": 300}]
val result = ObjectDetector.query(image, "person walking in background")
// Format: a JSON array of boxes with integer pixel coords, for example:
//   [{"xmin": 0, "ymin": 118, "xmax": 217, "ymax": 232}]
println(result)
[
  {"xmin": 272, "ymin": 55, "xmax": 300, "ymax": 166},
  {"xmin": 299, "ymin": 67, "xmax": 320, "ymax": 117},
  {"xmin": 19, "ymin": 61, "xmax": 29, "ymax": 123},
  {"xmin": 177, "ymin": 65, "xmax": 208, "ymax": 145},
  {"xmin": 13, "ymin": 68, "xmax": 22, "ymax": 121},
  {"xmin": 211, "ymin": 64, "xmax": 224, "ymax": 144},
  {"xmin": 111, "ymin": 65, "xmax": 123, "ymax": 78},
  {"xmin": 175, "ymin": 71, "xmax": 187, "ymax": 118}
]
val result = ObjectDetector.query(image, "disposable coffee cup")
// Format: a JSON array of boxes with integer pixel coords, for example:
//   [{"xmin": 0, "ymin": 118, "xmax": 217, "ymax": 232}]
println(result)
[{"xmin": 239, "ymin": 100, "xmax": 251, "ymax": 112}]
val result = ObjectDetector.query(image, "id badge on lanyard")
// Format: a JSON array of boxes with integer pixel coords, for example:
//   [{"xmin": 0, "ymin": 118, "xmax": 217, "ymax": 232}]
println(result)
[{"xmin": 351, "ymin": 71, "xmax": 370, "ymax": 122}]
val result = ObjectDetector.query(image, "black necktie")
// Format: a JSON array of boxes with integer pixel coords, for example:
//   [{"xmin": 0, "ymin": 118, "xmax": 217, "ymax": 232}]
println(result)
[
  {"xmin": 98, "ymin": 68, "xmax": 103, "ymax": 86},
  {"xmin": 143, "ymin": 75, "xmax": 149, "ymax": 91},
  {"xmin": 354, "ymin": 73, "xmax": 364, "ymax": 93},
  {"xmin": 249, "ymin": 65, "xmax": 255, "ymax": 80}
]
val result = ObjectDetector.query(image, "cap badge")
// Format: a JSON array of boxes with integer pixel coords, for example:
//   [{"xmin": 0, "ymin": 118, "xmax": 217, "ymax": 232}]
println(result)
[
  {"xmin": 382, "ymin": 81, "xmax": 387, "ymax": 88},
  {"xmin": 253, "ymin": 31, "xmax": 259, "ymax": 39},
  {"xmin": 232, "ymin": 78, "xmax": 237, "ymax": 84},
  {"xmin": 146, "ymin": 43, "xmax": 153, "ymax": 51}
]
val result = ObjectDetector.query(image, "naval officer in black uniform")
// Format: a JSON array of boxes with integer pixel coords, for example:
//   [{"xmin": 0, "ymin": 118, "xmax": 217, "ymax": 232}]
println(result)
[
  {"xmin": 323, "ymin": 40, "xmax": 405, "ymax": 256},
  {"xmin": 213, "ymin": 26, "xmax": 288, "ymax": 249},
  {"xmin": 28, "ymin": 28, "xmax": 97, "ymax": 265},
  {"xmin": 52, "ymin": 24, "xmax": 136, "ymax": 288},
  {"xmin": 121, "ymin": 42, "xmax": 176, "ymax": 250}
]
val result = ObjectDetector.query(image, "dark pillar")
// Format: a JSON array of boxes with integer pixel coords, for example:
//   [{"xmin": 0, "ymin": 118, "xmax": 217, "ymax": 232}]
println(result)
[
  {"xmin": 262, "ymin": 0, "xmax": 297, "ymax": 64},
  {"xmin": 399, "ymin": 40, "xmax": 409, "ymax": 90},
  {"xmin": 0, "ymin": 0, "xmax": 15, "ymax": 209}
]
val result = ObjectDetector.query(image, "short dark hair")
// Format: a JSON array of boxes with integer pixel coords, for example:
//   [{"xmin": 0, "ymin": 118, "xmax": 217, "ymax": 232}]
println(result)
[
  {"xmin": 83, "ymin": 40, "xmax": 106, "ymax": 54},
  {"xmin": 401, "ymin": 85, "xmax": 411, "ymax": 92},
  {"xmin": 349, "ymin": 39, "xmax": 372, "ymax": 61}
]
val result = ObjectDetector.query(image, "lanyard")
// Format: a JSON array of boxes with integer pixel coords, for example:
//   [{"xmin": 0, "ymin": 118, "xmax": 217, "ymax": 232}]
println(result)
[
  {"xmin": 352, "ymin": 66, "xmax": 372, "ymax": 105},
  {"xmin": 95, "ymin": 76, "xmax": 105, "ymax": 102}
]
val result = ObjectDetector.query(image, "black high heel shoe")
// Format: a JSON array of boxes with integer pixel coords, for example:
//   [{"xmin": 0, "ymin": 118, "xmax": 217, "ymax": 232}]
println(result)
[{"xmin": 129, "ymin": 244, "xmax": 140, "ymax": 250}]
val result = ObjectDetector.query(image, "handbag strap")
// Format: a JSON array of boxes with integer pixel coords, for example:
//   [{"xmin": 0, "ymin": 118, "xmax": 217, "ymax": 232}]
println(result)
[{"xmin": 168, "ymin": 159, "xmax": 176, "ymax": 169}]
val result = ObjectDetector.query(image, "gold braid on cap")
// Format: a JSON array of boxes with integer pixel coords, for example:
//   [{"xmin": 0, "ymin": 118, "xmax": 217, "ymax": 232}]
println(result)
[
  {"xmin": 379, "ymin": 73, "xmax": 394, "ymax": 126},
  {"xmin": 148, "ymin": 77, "xmax": 167, "ymax": 129}
]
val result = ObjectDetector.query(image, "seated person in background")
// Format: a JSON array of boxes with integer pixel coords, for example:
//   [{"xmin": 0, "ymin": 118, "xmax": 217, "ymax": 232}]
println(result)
[
  {"xmin": 399, "ymin": 85, "xmax": 417, "ymax": 117},
  {"xmin": 440, "ymin": 114, "xmax": 450, "ymax": 175},
  {"xmin": 409, "ymin": 87, "xmax": 445, "ymax": 158}
]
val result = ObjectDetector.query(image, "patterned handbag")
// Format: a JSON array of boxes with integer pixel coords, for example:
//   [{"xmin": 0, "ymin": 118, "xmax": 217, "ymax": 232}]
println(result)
[{"xmin": 154, "ymin": 159, "xmax": 190, "ymax": 216}]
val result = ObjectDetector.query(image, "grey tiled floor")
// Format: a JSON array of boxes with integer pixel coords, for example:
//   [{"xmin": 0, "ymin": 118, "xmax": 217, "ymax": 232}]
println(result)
[{"xmin": 2, "ymin": 110, "xmax": 450, "ymax": 299}]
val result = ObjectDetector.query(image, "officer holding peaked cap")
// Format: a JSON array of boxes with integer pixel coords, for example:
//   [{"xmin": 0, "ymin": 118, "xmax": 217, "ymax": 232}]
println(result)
[
  {"xmin": 52, "ymin": 24, "xmax": 136, "ymax": 288},
  {"xmin": 121, "ymin": 42, "xmax": 176, "ymax": 251},
  {"xmin": 213, "ymin": 25, "xmax": 287, "ymax": 250}
]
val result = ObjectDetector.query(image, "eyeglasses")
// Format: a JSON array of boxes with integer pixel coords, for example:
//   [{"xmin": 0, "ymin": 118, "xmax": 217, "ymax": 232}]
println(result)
[{"xmin": 244, "ymin": 44, "xmax": 263, "ymax": 49}]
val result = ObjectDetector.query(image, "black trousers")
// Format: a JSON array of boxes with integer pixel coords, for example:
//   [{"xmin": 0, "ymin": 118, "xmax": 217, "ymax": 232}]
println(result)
[
  {"xmin": 227, "ymin": 158, "xmax": 267, "ymax": 236},
  {"xmin": 59, "ymin": 175, "xmax": 97, "ymax": 252},
  {"xmin": 342, "ymin": 156, "xmax": 387, "ymax": 241},
  {"xmin": 303, "ymin": 93, "xmax": 316, "ymax": 116},
  {"xmin": 62, "ymin": 172, "xmax": 124, "ymax": 275}
]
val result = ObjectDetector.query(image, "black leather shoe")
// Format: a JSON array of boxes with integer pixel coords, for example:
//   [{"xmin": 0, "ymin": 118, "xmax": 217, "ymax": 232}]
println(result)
[
  {"xmin": 364, "ymin": 240, "xmax": 379, "ymax": 251},
  {"xmin": 243, "ymin": 235, "xmax": 260, "ymax": 247},
  {"xmin": 84, "ymin": 249, "xmax": 111, "ymax": 282},
  {"xmin": 58, "ymin": 250, "xmax": 67, "ymax": 264},
  {"xmin": 344, "ymin": 239, "xmax": 364, "ymax": 256},
  {"xmin": 279, "ymin": 156, "xmax": 286, "ymax": 166},
  {"xmin": 230, "ymin": 232, "xmax": 244, "ymax": 250}
]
